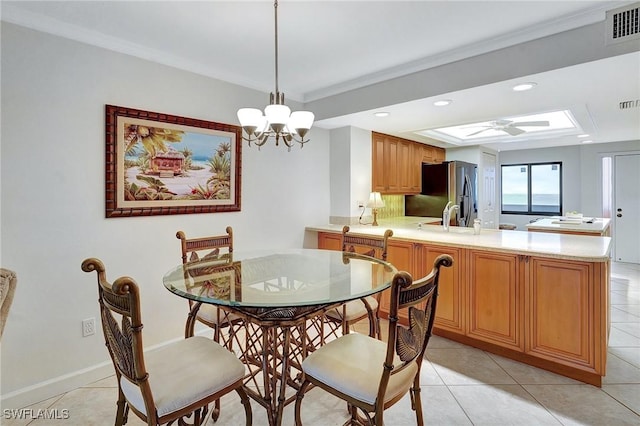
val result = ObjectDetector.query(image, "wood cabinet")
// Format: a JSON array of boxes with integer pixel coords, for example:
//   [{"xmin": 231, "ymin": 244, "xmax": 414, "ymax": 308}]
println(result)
[
  {"xmin": 380, "ymin": 241, "xmax": 464, "ymax": 333},
  {"xmin": 314, "ymin": 228, "xmax": 609, "ymax": 386},
  {"xmin": 424, "ymin": 245, "xmax": 464, "ymax": 334},
  {"xmin": 372, "ymin": 132, "xmax": 415, "ymax": 193},
  {"xmin": 525, "ymin": 257, "xmax": 607, "ymax": 376},
  {"xmin": 416, "ymin": 142, "xmax": 445, "ymax": 165},
  {"xmin": 464, "ymin": 250, "xmax": 608, "ymax": 384},
  {"xmin": 380, "ymin": 240, "xmax": 416, "ymax": 323},
  {"xmin": 372, "ymin": 132, "xmax": 444, "ymax": 194},
  {"xmin": 317, "ymin": 232, "xmax": 342, "ymax": 251},
  {"xmin": 467, "ymin": 251, "xmax": 524, "ymax": 351}
]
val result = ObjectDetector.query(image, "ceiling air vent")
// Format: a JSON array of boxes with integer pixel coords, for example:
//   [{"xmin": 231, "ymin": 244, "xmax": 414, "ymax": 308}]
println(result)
[
  {"xmin": 619, "ymin": 99, "xmax": 640, "ymax": 109},
  {"xmin": 605, "ymin": 2, "xmax": 640, "ymax": 45}
]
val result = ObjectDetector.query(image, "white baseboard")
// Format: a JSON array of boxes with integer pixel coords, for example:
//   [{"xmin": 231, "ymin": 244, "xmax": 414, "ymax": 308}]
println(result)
[
  {"xmin": 0, "ymin": 361, "xmax": 113, "ymax": 410},
  {"xmin": 0, "ymin": 332, "xmax": 209, "ymax": 410}
]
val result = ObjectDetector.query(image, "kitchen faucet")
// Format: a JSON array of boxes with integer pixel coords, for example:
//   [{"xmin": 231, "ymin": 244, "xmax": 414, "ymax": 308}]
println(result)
[{"xmin": 442, "ymin": 201, "xmax": 459, "ymax": 231}]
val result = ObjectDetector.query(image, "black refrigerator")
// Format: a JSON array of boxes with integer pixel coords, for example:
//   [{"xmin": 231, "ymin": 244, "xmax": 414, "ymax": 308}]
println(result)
[{"xmin": 405, "ymin": 161, "xmax": 477, "ymax": 227}]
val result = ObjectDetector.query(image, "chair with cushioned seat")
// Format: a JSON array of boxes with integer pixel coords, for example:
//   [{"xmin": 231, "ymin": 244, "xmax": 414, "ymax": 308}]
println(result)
[
  {"xmin": 81, "ymin": 257, "xmax": 252, "ymax": 426},
  {"xmin": 176, "ymin": 228, "xmax": 243, "ymax": 343},
  {"xmin": 295, "ymin": 254, "xmax": 453, "ymax": 426},
  {"xmin": 324, "ymin": 225, "xmax": 393, "ymax": 339}
]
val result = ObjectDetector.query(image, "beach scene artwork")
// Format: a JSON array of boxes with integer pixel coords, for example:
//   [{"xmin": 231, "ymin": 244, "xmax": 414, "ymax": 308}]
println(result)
[
  {"xmin": 106, "ymin": 105, "xmax": 241, "ymax": 217},
  {"xmin": 118, "ymin": 117, "xmax": 237, "ymax": 207}
]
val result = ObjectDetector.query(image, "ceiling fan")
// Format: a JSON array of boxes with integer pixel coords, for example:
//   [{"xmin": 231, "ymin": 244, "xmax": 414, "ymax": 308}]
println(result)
[{"xmin": 466, "ymin": 119, "xmax": 550, "ymax": 136}]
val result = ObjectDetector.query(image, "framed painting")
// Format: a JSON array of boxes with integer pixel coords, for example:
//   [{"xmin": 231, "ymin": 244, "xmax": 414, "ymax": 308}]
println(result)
[{"xmin": 105, "ymin": 105, "xmax": 241, "ymax": 217}]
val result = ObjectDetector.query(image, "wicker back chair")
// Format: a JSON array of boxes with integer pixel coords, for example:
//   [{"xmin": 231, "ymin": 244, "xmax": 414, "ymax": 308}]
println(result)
[
  {"xmin": 81, "ymin": 258, "xmax": 251, "ymax": 426},
  {"xmin": 176, "ymin": 228, "xmax": 243, "ymax": 340},
  {"xmin": 325, "ymin": 225, "xmax": 393, "ymax": 338},
  {"xmin": 0, "ymin": 268, "xmax": 17, "ymax": 340},
  {"xmin": 295, "ymin": 254, "xmax": 453, "ymax": 426}
]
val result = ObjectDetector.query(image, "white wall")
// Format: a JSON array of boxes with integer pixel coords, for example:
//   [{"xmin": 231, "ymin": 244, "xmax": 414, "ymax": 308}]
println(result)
[
  {"xmin": 0, "ymin": 23, "xmax": 330, "ymax": 407},
  {"xmin": 349, "ymin": 127, "xmax": 373, "ymax": 218},
  {"xmin": 329, "ymin": 127, "xmax": 351, "ymax": 219},
  {"xmin": 328, "ymin": 126, "xmax": 373, "ymax": 223}
]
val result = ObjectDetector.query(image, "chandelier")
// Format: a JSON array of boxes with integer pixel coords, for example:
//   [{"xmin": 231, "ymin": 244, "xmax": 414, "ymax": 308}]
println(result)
[{"xmin": 237, "ymin": 0, "xmax": 314, "ymax": 150}]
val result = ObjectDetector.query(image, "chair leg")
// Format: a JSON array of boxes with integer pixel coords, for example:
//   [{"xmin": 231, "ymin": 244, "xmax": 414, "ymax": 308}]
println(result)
[
  {"xmin": 294, "ymin": 379, "xmax": 311, "ymax": 425},
  {"xmin": 341, "ymin": 305, "xmax": 350, "ymax": 336},
  {"xmin": 236, "ymin": 386, "xmax": 253, "ymax": 426},
  {"xmin": 210, "ymin": 323, "xmax": 222, "ymax": 422},
  {"xmin": 412, "ymin": 378, "xmax": 424, "ymax": 425},
  {"xmin": 114, "ymin": 388, "xmax": 127, "ymax": 426},
  {"xmin": 210, "ymin": 398, "xmax": 221, "ymax": 422}
]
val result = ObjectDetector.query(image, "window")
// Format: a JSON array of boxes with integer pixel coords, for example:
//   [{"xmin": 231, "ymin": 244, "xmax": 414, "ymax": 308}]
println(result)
[{"xmin": 501, "ymin": 162, "xmax": 562, "ymax": 215}]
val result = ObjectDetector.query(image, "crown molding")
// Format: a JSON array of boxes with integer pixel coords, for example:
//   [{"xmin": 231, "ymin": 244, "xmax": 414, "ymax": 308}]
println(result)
[{"xmin": 0, "ymin": 3, "xmax": 300, "ymax": 100}]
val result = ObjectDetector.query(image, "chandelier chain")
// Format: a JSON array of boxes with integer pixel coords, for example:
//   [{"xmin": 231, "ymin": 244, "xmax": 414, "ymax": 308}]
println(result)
[{"xmin": 274, "ymin": 0, "xmax": 279, "ymax": 99}]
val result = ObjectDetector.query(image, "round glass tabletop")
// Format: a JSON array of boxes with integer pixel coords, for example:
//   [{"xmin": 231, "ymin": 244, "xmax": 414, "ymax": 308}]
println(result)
[{"xmin": 163, "ymin": 248, "xmax": 397, "ymax": 309}]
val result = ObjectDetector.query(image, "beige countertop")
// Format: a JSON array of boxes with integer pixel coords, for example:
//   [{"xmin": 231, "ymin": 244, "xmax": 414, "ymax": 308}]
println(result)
[
  {"xmin": 306, "ymin": 217, "xmax": 612, "ymax": 262},
  {"xmin": 525, "ymin": 217, "xmax": 611, "ymax": 234}
]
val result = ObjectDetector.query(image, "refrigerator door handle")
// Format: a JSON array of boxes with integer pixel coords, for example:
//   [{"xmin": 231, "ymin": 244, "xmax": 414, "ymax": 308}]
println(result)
[{"xmin": 462, "ymin": 174, "xmax": 472, "ymax": 226}]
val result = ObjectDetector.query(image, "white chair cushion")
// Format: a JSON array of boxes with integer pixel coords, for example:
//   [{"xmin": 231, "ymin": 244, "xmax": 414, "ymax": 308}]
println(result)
[
  {"xmin": 196, "ymin": 304, "xmax": 239, "ymax": 325},
  {"xmin": 121, "ymin": 336, "xmax": 245, "ymax": 418},
  {"xmin": 302, "ymin": 333, "xmax": 418, "ymax": 406},
  {"xmin": 326, "ymin": 296, "xmax": 378, "ymax": 322}
]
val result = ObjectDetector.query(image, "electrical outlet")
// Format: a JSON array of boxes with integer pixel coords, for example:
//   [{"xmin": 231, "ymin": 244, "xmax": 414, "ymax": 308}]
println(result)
[
  {"xmin": 82, "ymin": 318, "xmax": 95, "ymax": 337},
  {"xmin": 357, "ymin": 200, "xmax": 364, "ymax": 208}
]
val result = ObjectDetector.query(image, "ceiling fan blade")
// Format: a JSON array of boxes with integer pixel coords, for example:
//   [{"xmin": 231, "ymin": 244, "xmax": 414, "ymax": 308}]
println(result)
[
  {"xmin": 467, "ymin": 128, "xmax": 492, "ymax": 136},
  {"xmin": 503, "ymin": 127, "xmax": 526, "ymax": 136},
  {"xmin": 510, "ymin": 120, "xmax": 549, "ymax": 127}
]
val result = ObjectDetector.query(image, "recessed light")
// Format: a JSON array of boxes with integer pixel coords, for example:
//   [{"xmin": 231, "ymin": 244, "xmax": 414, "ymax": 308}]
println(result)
[
  {"xmin": 512, "ymin": 82, "xmax": 537, "ymax": 91},
  {"xmin": 374, "ymin": 112, "xmax": 389, "ymax": 117},
  {"xmin": 577, "ymin": 134, "xmax": 590, "ymax": 138},
  {"xmin": 433, "ymin": 100, "xmax": 452, "ymax": 107},
  {"xmin": 581, "ymin": 140, "xmax": 594, "ymax": 144}
]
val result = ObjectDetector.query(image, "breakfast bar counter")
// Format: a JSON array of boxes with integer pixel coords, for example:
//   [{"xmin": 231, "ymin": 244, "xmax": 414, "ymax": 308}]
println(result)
[
  {"xmin": 306, "ymin": 218, "xmax": 612, "ymax": 262},
  {"xmin": 305, "ymin": 219, "xmax": 612, "ymax": 387}
]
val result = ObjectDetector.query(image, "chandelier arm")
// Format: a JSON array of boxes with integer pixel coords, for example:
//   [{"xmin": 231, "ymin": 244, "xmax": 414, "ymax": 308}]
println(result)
[{"xmin": 289, "ymin": 135, "xmax": 310, "ymax": 145}]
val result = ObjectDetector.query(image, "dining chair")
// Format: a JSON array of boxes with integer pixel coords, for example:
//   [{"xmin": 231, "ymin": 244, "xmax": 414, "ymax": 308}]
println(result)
[
  {"xmin": 81, "ymin": 258, "xmax": 252, "ymax": 426},
  {"xmin": 0, "ymin": 268, "xmax": 17, "ymax": 340},
  {"xmin": 324, "ymin": 225, "xmax": 393, "ymax": 339},
  {"xmin": 295, "ymin": 254, "xmax": 453, "ymax": 426},
  {"xmin": 176, "ymin": 228, "xmax": 243, "ymax": 343}
]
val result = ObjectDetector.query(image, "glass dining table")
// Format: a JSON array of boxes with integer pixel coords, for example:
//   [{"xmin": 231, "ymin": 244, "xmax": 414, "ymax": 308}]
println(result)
[{"xmin": 163, "ymin": 248, "xmax": 397, "ymax": 426}]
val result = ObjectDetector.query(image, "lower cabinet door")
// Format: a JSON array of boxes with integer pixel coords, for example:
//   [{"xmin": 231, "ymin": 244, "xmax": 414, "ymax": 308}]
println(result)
[
  {"xmin": 526, "ymin": 257, "xmax": 599, "ymax": 371},
  {"xmin": 317, "ymin": 232, "xmax": 342, "ymax": 251},
  {"xmin": 381, "ymin": 240, "xmax": 415, "ymax": 323},
  {"xmin": 423, "ymin": 245, "xmax": 465, "ymax": 334},
  {"xmin": 467, "ymin": 251, "xmax": 524, "ymax": 351}
]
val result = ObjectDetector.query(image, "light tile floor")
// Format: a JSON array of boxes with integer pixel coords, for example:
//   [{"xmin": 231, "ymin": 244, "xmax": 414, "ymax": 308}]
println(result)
[{"xmin": 5, "ymin": 262, "xmax": 639, "ymax": 425}]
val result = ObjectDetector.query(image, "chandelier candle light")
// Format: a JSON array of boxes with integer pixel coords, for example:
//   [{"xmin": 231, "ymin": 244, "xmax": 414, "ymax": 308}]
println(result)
[
  {"xmin": 367, "ymin": 192, "xmax": 385, "ymax": 226},
  {"xmin": 237, "ymin": 0, "xmax": 314, "ymax": 150}
]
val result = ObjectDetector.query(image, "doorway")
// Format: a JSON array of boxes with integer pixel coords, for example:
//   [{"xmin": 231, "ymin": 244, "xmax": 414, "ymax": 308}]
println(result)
[{"xmin": 612, "ymin": 153, "xmax": 640, "ymax": 263}]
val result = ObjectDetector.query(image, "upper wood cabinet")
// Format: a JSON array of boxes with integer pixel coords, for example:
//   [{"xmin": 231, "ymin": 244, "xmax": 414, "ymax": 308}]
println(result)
[{"xmin": 372, "ymin": 132, "xmax": 445, "ymax": 194}]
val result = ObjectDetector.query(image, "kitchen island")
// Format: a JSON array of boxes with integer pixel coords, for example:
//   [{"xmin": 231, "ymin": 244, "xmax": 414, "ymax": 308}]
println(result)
[
  {"xmin": 305, "ymin": 219, "xmax": 612, "ymax": 386},
  {"xmin": 526, "ymin": 217, "xmax": 611, "ymax": 236}
]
